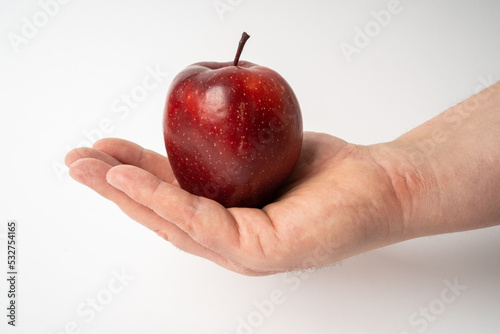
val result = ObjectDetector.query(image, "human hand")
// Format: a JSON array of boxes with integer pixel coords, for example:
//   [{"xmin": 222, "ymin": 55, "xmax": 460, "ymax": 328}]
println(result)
[
  {"xmin": 65, "ymin": 132, "xmax": 406, "ymax": 276},
  {"xmin": 65, "ymin": 82, "xmax": 500, "ymax": 276}
]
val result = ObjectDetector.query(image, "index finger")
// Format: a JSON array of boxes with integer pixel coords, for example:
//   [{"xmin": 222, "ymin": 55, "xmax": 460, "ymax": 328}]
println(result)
[{"xmin": 105, "ymin": 164, "xmax": 243, "ymax": 260}]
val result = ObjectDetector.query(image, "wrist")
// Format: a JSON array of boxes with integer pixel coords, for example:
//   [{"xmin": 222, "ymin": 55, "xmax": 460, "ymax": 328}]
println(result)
[
  {"xmin": 374, "ymin": 82, "xmax": 500, "ymax": 241},
  {"xmin": 369, "ymin": 141, "xmax": 439, "ymax": 241}
]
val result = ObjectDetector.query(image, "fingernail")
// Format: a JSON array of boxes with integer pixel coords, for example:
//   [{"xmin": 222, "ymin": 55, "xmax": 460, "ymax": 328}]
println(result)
[{"xmin": 106, "ymin": 170, "xmax": 123, "ymax": 191}]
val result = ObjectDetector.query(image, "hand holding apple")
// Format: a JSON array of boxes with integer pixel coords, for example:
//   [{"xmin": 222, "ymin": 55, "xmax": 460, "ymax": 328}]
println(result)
[
  {"xmin": 65, "ymin": 46, "xmax": 500, "ymax": 276},
  {"xmin": 163, "ymin": 32, "xmax": 303, "ymax": 208}
]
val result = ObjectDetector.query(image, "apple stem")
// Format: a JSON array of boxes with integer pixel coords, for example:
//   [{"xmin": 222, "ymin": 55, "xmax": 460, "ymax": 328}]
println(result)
[{"xmin": 233, "ymin": 32, "xmax": 250, "ymax": 66}]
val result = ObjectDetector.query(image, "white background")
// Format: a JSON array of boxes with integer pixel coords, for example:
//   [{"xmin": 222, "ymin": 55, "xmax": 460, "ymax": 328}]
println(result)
[{"xmin": 1, "ymin": 0, "xmax": 500, "ymax": 333}]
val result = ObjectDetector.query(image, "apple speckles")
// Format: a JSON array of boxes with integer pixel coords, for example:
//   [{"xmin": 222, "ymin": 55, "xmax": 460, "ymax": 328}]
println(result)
[{"xmin": 238, "ymin": 101, "xmax": 246, "ymax": 112}]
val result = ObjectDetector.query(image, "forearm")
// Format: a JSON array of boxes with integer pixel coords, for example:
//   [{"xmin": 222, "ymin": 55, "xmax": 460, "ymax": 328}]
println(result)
[{"xmin": 382, "ymin": 82, "xmax": 500, "ymax": 239}]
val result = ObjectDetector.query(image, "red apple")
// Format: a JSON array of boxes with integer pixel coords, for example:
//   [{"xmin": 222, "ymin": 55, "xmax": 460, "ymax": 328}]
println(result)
[{"xmin": 163, "ymin": 32, "xmax": 303, "ymax": 208}]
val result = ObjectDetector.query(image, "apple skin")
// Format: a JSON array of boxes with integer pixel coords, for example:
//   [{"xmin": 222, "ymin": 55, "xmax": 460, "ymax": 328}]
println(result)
[{"xmin": 163, "ymin": 60, "xmax": 303, "ymax": 208}]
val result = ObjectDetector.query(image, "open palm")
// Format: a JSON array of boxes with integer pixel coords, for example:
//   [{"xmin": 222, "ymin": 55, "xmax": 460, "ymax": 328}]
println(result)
[{"xmin": 66, "ymin": 131, "xmax": 404, "ymax": 276}]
